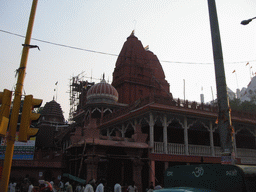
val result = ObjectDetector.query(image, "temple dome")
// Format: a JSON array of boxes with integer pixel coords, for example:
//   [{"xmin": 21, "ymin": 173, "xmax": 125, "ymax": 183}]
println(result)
[
  {"xmin": 87, "ymin": 79, "xmax": 118, "ymax": 104},
  {"xmin": 41, "ymin": 100, "xmax": 64, "ymax": 123}
]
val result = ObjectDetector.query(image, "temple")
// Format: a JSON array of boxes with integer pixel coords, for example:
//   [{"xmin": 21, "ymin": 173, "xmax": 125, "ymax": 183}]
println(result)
[{"xmin": 1, "ymin": 32, "xmax": 256, "ymax": 191}]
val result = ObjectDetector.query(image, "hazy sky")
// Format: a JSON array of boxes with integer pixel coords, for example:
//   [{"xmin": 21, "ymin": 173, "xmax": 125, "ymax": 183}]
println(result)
[{"xmin": 1, "ymin": 0, "xmax": 256, "ymax": 120}]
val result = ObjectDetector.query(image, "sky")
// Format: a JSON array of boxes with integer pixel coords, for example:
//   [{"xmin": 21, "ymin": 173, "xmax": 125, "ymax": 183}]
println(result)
[{"xmin": 1, "ymin": 0, "xmax": 256, "ymax": 121}]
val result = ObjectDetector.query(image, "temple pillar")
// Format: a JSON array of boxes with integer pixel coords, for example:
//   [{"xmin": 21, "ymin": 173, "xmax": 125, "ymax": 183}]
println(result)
[
  {"xmin": 162, "ymin": 116, "xmax": 168, "ymax": 154},
  {"xmin": 209, "ymin": 121, "xmax": 215, "ymax": 156},
  {"xmin": 149, "ymin": 160, "xmax": 155, "ymax": 187},
  {"xmin": 183, "ymin": 116, "xmax": 189, "ymax": 155},
  {"xmin": 149, "ymin": 113, "xmax": 154, "ymax": 152}
]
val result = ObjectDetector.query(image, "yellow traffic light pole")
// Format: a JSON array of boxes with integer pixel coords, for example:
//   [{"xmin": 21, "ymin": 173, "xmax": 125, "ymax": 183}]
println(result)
[{"xmin": 0, "ymin": 1, "xmax": 38, "ymax": 191}]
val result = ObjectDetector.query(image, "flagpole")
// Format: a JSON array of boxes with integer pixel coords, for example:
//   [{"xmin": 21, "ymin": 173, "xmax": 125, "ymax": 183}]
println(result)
[
  {"xmin": 183, "ymin": 79, "xmax": 185, "ymax": 103},
  {"xmin": 246, "ymin": 62, "xmax": 252, "ymax": 80},
  {"xmin": 232, "ymin": 70, "xmax": 239, "ymax": 90},
  {"xmin": 55, "ymin": 81, "xmax": 58, "ymax": 102},
  {"xmin": 211, "ymin": 86, "xmax": 214, "ymax": 102}
]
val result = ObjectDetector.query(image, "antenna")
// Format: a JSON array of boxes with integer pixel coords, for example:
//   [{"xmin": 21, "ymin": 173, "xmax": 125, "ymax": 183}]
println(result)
[
  {"xmin": 200, "ymin": 86, "xmax": 204, "ymax": 103},
  {"xmin": 211, "ymin": 86, "xmax": 214, "ymax": 101},
  {"xmin": 54, "ymin": 81, "xmax": 58, "ymax": 102}
]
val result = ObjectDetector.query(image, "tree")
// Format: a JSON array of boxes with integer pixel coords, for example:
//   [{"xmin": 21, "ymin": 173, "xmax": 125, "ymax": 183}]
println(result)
[{"xmin": 229, "ymin": 98, "xmax": 256, "ymax": 114}]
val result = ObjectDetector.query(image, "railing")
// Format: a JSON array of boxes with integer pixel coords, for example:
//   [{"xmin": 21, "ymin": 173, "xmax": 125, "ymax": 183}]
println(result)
[
  {"xmin": 188, "ymin": 144, "xmax": 212, "ymax": 156},
  {"xmin": 167, "ymin": 143, "xmax": 185, "ymax": 155},
  {"xmin": 154, "ymin": 142, "xmax": 256, "ymax": 164},
  {"xmin": 101, "ymin": 95, "xmax": 256, "ymax": 124}
]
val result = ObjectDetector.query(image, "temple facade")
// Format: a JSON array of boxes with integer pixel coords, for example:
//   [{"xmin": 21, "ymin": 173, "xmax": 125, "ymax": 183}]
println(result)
[
  {"xmin": 1, "ymin": 32, "xmax": 256, "ymax": 191},
  {"xmin": 66, "ymin": 32, "xmax": 256, "ymax": 191}
]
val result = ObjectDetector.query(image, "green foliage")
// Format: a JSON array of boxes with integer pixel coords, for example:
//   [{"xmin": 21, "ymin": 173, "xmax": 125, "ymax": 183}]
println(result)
[{"xmin": 229, "ymin": 98, "xmax": 256, "ymax": 114}]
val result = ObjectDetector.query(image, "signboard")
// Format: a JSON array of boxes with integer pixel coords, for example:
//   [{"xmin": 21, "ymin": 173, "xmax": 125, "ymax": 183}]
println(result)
[
  {"xmin": 0, "ymin": 132, "xmax": 36, "ymax": 160},
  {"xmin": 164, "ymin": 164, "xmax": 246, "ymax": 192}
]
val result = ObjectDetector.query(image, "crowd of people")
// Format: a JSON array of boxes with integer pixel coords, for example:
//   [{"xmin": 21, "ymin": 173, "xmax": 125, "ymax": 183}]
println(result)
[{"xmin": 8, "ymin": 175, "xmax": 161, "ymax": 192}]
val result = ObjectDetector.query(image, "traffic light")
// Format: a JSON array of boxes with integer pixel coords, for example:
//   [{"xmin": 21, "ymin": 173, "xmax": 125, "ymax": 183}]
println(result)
[
  {"xmin": 18, "ymin": 95, "xmax": 42, "ymax": 142},
  {"xmin": 0, "ymin": 89, "xmax": 12, "ymax": 137}
]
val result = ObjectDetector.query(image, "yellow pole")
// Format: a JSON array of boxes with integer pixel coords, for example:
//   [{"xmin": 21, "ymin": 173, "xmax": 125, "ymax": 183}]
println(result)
[{"xmin": 0, "ymin": 1, "xmax": 38, "ymax": 191}]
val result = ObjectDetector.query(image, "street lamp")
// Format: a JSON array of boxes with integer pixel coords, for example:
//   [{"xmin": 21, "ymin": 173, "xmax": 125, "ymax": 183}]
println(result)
[{"xmin": 241, "ymin": 17, "xmax": 256, "ymax": 25}]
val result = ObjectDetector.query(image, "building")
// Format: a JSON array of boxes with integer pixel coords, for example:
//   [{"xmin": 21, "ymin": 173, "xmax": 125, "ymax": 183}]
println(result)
[
  {"xmin": 0, "ymin": 99, "xmax": 68, "ymax": 184},
  {"xmin": 1, "ymin": 32, "xmax": 256, "ymax": 191},
  {"xmin": 65, "ymin": 32, "xmax": 256, "ymax": 191}
]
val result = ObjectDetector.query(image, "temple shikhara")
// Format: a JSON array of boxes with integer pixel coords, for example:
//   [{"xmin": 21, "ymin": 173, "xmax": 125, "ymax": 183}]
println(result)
[{"xmin": 1, "ymin": 32, "xmax": 256, "ymax": 191}]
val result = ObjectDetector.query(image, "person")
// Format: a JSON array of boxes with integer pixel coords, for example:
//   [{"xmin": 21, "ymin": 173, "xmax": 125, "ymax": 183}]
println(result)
[
  {"xmin": 114, "ymin": 181, "xmax": 121, "ymax": 192},
  {"xmin": 127, "ymin": 181, "xmax": 137, "ymax": 192},
  {"xmin": 95, "ymin": 179, "xmax": 106, "ymax": 192},
  {"xmin": 50, "ymin": 178, "xmax": 57, "ymax": 192},
  {"xmin": 147, "ymin": 185, "xmax": 154, "ymax": 192},
  {"xmin": 65, "ymin": 181, "xmax": 73, "ymax": 192},
  {"xmin": 59, "ymin": 180, "xmax": 64, "ymax": 192},
  {"xmin": 84, "ymin": 179, "xmax": 95, "ymax": 192},
  {"xmin": 154, "ymin": 181, "xmax": 162, "ymax": 190},
  {"xmin": 75, "ymin": 182, "xmax": 82, "ymax": 192},
  {"xmin": 31, "ymin": 180, "xmax": 40, "ymax": 192},
  {"xmin": 28, "ymin": 180, "xmax": 34, "ymax": 192},
  {"xmin": 9, "ymin": 178, "xmax": 17, "ymax": 192},
  {"xmin": 23, "ymin": 174, "xmax": 31, "ymax": 192},
  {"xmin": 147, "ymin": 182, "xmax": 154, "ymax": 192},
  {"xmin": 39, "ymin": 180, "xmax": 53, "ymax": 192}
]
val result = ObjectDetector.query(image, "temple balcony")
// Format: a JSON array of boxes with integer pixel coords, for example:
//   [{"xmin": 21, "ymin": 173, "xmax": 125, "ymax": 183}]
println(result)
[{"xmin": 153, "ymin": 142, "xmax": 256, "ymax": 165}]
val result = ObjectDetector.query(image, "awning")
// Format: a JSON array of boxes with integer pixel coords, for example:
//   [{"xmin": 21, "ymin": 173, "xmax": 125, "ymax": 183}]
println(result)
[{"xmin": 62, "ymin": 173, "xmax": 86, "ymax": 184}]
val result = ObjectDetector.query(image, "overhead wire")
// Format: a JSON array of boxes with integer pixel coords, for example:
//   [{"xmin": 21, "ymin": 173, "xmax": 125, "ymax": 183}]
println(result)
[{"xmin": 1, "ymin": 29, "xmax": 256, "ymax": 65}]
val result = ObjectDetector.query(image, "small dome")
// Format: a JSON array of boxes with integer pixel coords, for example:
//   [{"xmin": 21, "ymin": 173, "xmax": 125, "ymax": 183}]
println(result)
[
  {"xmin": 41, "ymin": 100, "xmax": 64, "ymax": 123},
  {"xmin": 87, "ymin": 79, "xmax": 118, "ymax": 103}
]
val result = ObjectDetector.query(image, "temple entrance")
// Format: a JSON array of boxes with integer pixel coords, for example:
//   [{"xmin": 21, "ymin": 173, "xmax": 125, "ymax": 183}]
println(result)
[
  {"xmin": 101, "ymin": 147, "xmax": 133, "ymax": 190},
  {"xmin": 106, "ymin": 158, "xmax": 133, "ymax": 189}
]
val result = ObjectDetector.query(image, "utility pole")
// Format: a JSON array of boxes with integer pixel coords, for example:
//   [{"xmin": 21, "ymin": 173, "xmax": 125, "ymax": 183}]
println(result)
[
  {"xmin": 0, "ymin": 1, "xmax": 38, "ymax": 191},
  {"xmin": 207, "ymin": 0, "xmax": 235, "ymax": 164}
]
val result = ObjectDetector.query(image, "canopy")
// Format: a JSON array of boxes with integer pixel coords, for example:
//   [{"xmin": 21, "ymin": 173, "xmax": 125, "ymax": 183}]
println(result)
[{"xmin": 62, "ymin": 173, "xmax": 86, "ymax": 184}]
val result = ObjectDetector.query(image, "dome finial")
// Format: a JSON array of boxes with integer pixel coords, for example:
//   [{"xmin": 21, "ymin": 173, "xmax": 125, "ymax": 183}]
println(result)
[
  {"xmin": 131, "ymin": 30, "xmax": 135, "ymax": 36},
  {"xmin": 103, "ymin": 73, "xmax": 105, "ymax": 80}
]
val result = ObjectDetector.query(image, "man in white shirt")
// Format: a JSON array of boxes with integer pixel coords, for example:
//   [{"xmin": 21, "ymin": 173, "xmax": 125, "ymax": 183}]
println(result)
[
  {"xmin": 95, "ymin": 179, "xmax": 106, "ymax": 192},
  {"xmin": 114, "ymin": 182, "xmax": 121, "ymax": 192},
  {"xmin": 84, "ymin": 179, "xmax": 95, "ymax": 192},
  {"xmin": 9, "ymin": 180, "xmax": 17, "ymax": 192}
]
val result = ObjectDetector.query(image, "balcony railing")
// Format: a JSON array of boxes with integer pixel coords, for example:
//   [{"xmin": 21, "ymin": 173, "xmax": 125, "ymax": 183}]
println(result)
[
  {"xmin": 154, "ymin": 142, "xmax": 256, "ymax": 164},
  {"xmin": 101, "ymin": 95, "xmax": 256, "ymax": 124}
]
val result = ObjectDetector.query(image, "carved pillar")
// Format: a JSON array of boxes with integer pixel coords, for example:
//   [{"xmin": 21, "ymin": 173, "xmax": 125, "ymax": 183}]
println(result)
[
  {"xmin": 149, "ymin": 160, "xmax": 155, "ymax": 187},
  {"xmin": 162, "ymin": 116, "xmax": 168, "ymax": 154},
  {"xmin": 149, "ymin": 113, "xmax": 154, "ymax": 152},
  {"xmin": 209, "ymin": 121, "xmax": 215, "ymax": 156},
  {"xmin": 184, "ymin": 116, "xmax": 189, "ymax": 155}
]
